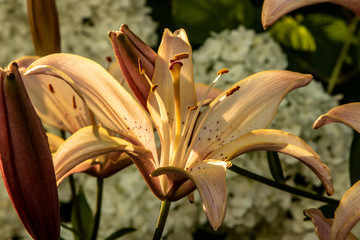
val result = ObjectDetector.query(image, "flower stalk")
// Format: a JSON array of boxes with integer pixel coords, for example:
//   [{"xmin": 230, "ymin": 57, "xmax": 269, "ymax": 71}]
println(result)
[
  {"xmin": 229, "ymin": 164, "xmax": 339, "ymax": 206},
  {"xmin": 153, "ymin": 200, "xmax": 172, "ymax": 240}
]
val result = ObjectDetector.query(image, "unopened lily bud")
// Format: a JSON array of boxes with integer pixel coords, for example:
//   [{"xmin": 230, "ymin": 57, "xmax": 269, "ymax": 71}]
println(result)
[
  {"xmin": 0, "ymin": 63, "xmax": 59, "ymax": 240},
  {"xmin": 108, "ymin": 24, "xmax": 156, "ymax": 110},
  {"xmin": 27, "ymin": 0, "xmax": 60, "ymax": 56}
]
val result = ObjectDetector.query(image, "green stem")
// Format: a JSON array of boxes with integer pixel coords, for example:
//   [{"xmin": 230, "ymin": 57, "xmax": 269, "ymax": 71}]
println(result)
[
  {"xmin": 153, "ymin": 200, "xmax": 171, "ymax": 240},
  {"xmin": 327, "ymin": 17, "xmax": 359, "ymax": 94},
  {"xmin": 229, "ymin": 164, "xmax": 339, "ymax": 206},
  {"xmin": 90, "ymin": 177, "xmax": 104, "ymax": 240},
  {"xmin": 69, "ymin": 175, "xmax": 86, "ymax": 239}
]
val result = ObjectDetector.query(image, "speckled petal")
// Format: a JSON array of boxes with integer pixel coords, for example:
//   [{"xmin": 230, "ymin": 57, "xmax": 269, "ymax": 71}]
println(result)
[
  {"xmin": 16, "ymin": 56, "xmax": 92, "ymax": 133},
  {"xmin": 187, "ymin": 70, "xmax": 312, "ymax": 166},
  {"xmin": 53, "ymin": 126, "xmax": 160, "ymax": 196},
  {"xmin": 25, "ymin": 53, "xmax": 157, "ymax": 158},
  {"xmin": 206, "ymin": 129, "xmax": 334, "ymax": 196}
]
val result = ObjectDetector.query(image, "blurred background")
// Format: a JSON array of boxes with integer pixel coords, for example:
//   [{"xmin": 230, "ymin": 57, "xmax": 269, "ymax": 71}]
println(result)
[{"xmin": 1, "ymin": 0, "xmax": 359, "ymax": 239}]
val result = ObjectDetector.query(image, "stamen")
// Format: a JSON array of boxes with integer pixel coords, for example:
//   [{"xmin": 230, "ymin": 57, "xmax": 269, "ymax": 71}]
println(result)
[
  {"xmin": 106, "ymin": 56, "xmax": 112, "ymax": 63},
  {"xmin": 170, "ymin": 52, "xmax": 189, "ymax": 63},
  {"xmin": 169, "ymin": 61, "xmax": 183, "ymax": 70},
  {"xmin": 226, "ymin": 85, "xmax": 240, "ymax": 96},
  {"xmin": 217, "ymin": 68, "xmax": 229, "ymax": 76},
  {"xmin": 169, "ymin": 58, "xmax": 183, "ymax": 157},
  {"xmin": 138, "ymin": 58, "xmax": 145, "ymax": 74},
  {"xmin": 151, "ymin": 84, "xmax": 158, "ymax": 92}
]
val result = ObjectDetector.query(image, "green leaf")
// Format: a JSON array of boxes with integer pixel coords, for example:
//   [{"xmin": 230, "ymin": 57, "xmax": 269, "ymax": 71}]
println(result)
[
  {"xmin": 267, "ymin": 151, "xmax": 286, "ymax": 183},
  {"xmin": 350, "ymin": 131, "xmax": 360, "ymax": 186},
  {"xmin": 71, "ymin": 187, "xmax": 94, "ymax": 240},
  {"xmin": 171, "ymin": 0, "xmax": 260, "ymax": 45},
  {"xmin": 269, "ymin": 16, "xmax": 316, "ymax": 52},
  {"xmin": 304, "ymin": 13, "xmax": 350, "ymax": 43},
  {"xmin": 104, "ymin": 228, "xmax": 136, "ymax": 240}
]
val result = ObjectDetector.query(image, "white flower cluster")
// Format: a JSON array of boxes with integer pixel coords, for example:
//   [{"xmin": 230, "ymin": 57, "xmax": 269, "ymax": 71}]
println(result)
[
  {"xmin": 193, "ymin": 25, "xmax": 288, "ymax": 89},
  {"xmin": 0, "ymin": 0, "xmax": 157, "ymax": 67}
]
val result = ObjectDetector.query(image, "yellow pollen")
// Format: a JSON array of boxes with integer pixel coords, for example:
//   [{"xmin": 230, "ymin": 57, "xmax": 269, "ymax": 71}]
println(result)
[
  {"xmin": 217, "ymin": 68, "xmax": 229, "ymax": 76},
  {"xmin": 226, "ymin": 85, "xmax": 240, "ymax": 96}
]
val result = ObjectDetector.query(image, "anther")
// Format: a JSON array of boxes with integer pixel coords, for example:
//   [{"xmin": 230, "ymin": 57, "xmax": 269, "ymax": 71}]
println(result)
[
  {"xmin": 188, "ymin": 106, "xmax": 198, "ymax": 111},
  {"xmin": 106, "ymin": 56, "xmax": 112, "ymax": 64},
  {"xmin": 169, "ymin": 61, "xmax": 183, "ymax": 70},
  {"xmin": 138, "ymin": 58, "xmax": 145, "ymax": 74},
  {"xmin": 226, "ymin": 85, "xmax": 240, "ymax": 96},
  {"xmin": 217, "ymin": 68, "xmax": 229, "ymax": 76},
  {"xmin": 151, "ymin": 84, "xmax": 158, "ymax": 92},
  {"xmin": 170, "ymin": 52, "xmax": 189, "ymax": 63}
]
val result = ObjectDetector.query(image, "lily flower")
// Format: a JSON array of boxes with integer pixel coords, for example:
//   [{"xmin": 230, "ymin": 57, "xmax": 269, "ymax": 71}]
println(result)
[
  {"xmin": 25, "ymin": 28, "xmax": 333, "ymax": 230},
  {"xmin": 262, "ymin": 0, "xmax": 360, "ymax": 29},
  {"xmin": 309, "ymin": 102, "xmax": 360, "ymax": 240},
  {"xmin": 14, "ymin": 56, "xmax": 133, "ymax": 179},
  {"xmin": 0, "ymin": 62, "xmax": 59, "ymax": 239}
]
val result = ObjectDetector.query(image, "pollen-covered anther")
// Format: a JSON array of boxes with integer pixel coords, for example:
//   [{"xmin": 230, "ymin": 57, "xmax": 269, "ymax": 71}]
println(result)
[
  {"xmin": 217, "ymin": 68, "xmax": 229, "ymax": 76},
  {"xmin": 151, "ymin": 84, "xmax": 158, "ymax": 92},
  {"xmin": 188, "ymin": 106, "xmax": 198, "ymax": 111},
  {"xmin": 169, "ymin": 61, "xmax": 183, "ymax": 71},
  {"xmin": 170, "ymin": 52, "xmax": 189, "ymax": 63},
  {"xmin": 138, "ymin": 58, "xmax": 145, "ymax": 74},
  {"xmin": 226, "ymin": 85, "xmax": 240, "ymax": 97}
]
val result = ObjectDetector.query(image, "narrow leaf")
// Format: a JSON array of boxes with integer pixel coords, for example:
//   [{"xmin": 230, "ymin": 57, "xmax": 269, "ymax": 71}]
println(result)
[
  {"xmin": 71, "ymin": 188, "xmax": 94, "ymax": 240},
  {"xmin": 104, "ymin": 228, "xmax": 136, "ymax": 240},
  {"xmin": 267, "ymin": 151, "xmax": 286, "ymax": 183}
]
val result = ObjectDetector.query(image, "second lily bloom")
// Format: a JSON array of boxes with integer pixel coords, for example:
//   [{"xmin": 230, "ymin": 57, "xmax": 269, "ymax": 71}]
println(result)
[{"xmin": 25, "ymin": 26, "xmax": 334, "ymax": 230}]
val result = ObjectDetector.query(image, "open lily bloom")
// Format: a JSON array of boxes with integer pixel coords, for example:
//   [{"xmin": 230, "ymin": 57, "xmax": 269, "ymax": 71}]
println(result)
[
  {"xmin": 262, "ymin": 0, "xmax": 360, "ymax": 29},
  {"xmin": 25, "ymin": 28, "xmax": 333, "ymax": 230},
  {"xmin": 310, "ymin": 102, "xmax": 360, "ymax": 240},
  {"xmin": 15, "ymin": 56, "xmax": 133, "ymax": 179}
]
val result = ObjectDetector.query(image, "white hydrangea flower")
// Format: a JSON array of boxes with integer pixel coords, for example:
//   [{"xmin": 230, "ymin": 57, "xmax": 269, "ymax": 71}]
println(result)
[
  {"xmin": 193, "ymin": 25, "xmax": 288, "ymax": 90},
  {"xmin": 0, "ymin": 0, "xmax": 157, "ymax": 67}
]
